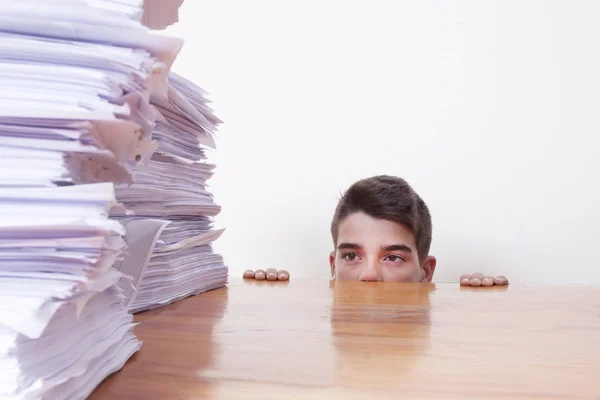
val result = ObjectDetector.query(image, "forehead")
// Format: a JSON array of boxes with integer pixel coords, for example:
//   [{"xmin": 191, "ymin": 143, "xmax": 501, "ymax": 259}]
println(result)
[{"xmin": 337, "ymin": 212, "xmax": 417, "ymax": 250}]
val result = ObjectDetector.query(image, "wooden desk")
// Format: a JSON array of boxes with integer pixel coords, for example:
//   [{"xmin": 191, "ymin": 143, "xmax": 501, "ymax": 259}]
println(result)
[{"xmin": 90, "ymin": 279, "xmax": 600, "ymax": 399}]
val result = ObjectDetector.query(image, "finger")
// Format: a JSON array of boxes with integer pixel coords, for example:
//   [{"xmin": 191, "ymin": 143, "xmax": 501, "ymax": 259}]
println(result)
[
  {"xmin": 481, "ymin": 276, "xmax": 495, "ymax": 287},
  {"xmin": 266, "ymin": 268, "xmax": 278, "ymax": 281},
  {"xmin": 255, "ymin": 269, "xmax": 266, "ymax": 280},
  {"xmin": 494, "ymin": 276, "xmax": 509, "ymax": 286},
  {"xmin": 471, "ymin": 273, "xmax": 484, "ymax": 280},
  {"xmin": 277, "ymin": 270, "xmax": 290, "ymax": 281},
  {"xmin": 469, "ymin": 277, "xmax": 482, "ymax": 287},
  {"xmin": 242, "ymin": 270, "xmax": 255, "ymax": 279},
  {"xmin": 460, "ymin": 274, "xmax": 471, "ymax": 286}
]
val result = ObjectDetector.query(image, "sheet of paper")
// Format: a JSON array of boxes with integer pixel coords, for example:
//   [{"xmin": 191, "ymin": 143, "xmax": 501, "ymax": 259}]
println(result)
[
  {"xmin": 155, "ymin": 229, "xmax": 224, "ymax": 253},
  {"xmin": 0, "ymin": 2, "xmax": 183, "ymax": 70},
  {"xmin": 113, "ymin": 218, "xmax": 170, "ymax": 309}
]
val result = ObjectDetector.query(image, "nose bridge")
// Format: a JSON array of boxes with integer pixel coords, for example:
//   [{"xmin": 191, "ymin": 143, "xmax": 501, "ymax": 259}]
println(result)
[{"xmin": 359, "ymin": 254, "xmax": 382, "ymax": 281}]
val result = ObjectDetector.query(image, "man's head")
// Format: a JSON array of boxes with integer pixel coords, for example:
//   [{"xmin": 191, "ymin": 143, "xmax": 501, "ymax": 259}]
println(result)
[{"xmin": 329, "ymin": 175, "xmax": 436, "ymax": 282}]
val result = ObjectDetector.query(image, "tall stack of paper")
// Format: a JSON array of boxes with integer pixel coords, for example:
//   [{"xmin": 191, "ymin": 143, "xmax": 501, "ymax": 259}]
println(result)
[
  {"xmin": 0, "ymin": 1, "xmax": 182, "ymax": 398},
  {"xmin": 115, "ymin": 72, "xmax": 228, "ymax": 314}
]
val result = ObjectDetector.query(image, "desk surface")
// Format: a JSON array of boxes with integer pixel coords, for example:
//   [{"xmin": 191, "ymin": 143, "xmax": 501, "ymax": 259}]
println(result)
[{"xmin": 91, "ymin": 279, "xmax": 600, "ymax": 399}]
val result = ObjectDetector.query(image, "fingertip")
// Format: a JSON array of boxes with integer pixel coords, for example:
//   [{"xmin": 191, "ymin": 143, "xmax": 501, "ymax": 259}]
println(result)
[
  {"xmin": 482, "ymin": 276, "xmax": 495, "ymax": 287},
  {"xmin": 459, "ymin": 274, "xmax": 471, "ymax": 284},
  {"xmin": 494, "ymin": 276, "xmax": 509, "ymax": 286},
  {"xmin": 242, "ymin": 270, "xmax": 255, "ymax": 279},
  {"xmin": 267, "ymin": 273, "xmax": 277, "ymax": 281},
  {"xmin": 255, "ymin": 269, "xmax": 266, "ymax": 280},
  {"xmin": 470, "ymin": 278, "xmax": 482, "ymax": 287},
  {"xmin": 277, "ymin": 270, "xmax": 290, "ymax": 281}
]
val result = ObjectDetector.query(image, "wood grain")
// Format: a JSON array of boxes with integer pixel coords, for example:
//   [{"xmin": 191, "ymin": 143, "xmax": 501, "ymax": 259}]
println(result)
[{"xmin": 90, "ymin": 279, "xmax": 600, "ymax": 399}]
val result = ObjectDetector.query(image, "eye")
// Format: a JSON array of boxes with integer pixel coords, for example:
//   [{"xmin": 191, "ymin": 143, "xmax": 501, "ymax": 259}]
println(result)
[
  {"xmin": 384, "ymin": 254, "xmax": 405, "ymax": 263},
  {"xmin": 342, "ymin": 253, "xmax": 360, "ymax": 261}
]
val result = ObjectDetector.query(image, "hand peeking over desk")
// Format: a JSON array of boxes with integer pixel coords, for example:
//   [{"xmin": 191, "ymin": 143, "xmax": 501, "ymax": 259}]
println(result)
[
  {"xmin": 460, "ymin": 273, "xmax": 509, "ymax": 287},
  {"xmin": 243, "ymin": 268, "xmax": 290, "ymax": 281}
]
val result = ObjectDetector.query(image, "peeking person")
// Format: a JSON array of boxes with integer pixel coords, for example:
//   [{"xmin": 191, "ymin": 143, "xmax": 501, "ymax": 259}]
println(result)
[{"xmin": 328, "ymin": 175, "xmax": 507, "ymax": 287}]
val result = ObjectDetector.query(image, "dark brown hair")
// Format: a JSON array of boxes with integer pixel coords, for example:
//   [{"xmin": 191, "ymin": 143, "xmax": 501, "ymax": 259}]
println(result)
[{"xmin": 330, "ymin": 175, "xmax": 432, "ymax": 263}]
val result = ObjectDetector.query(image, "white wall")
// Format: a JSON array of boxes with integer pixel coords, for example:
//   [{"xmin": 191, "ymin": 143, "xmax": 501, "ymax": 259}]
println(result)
[{"xmin": 164, "ymin": 0, "xmax": 600, "ymax": 284}]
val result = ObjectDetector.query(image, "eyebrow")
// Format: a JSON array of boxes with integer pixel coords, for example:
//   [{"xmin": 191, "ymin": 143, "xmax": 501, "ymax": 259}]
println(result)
[
  {"xmin": 381, "ymin": 244, "xmax": 412, "ymax": 253},
  {"xmin": 337, "ymin": 242, "xmax": 362, "ymax": 250},
  {"xmin": 336, "ymin": 243, "xmax": 412, "ymax": 253}
]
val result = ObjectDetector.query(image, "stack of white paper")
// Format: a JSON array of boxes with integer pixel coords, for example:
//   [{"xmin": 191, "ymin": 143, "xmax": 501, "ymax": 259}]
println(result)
[
  {"xmin": 0, "ymin": 1, "xmax": 182, "ymax": 398},
  {"xmin": 115, "ymin": 72, "xmax": 228, "ymax": 314}
]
